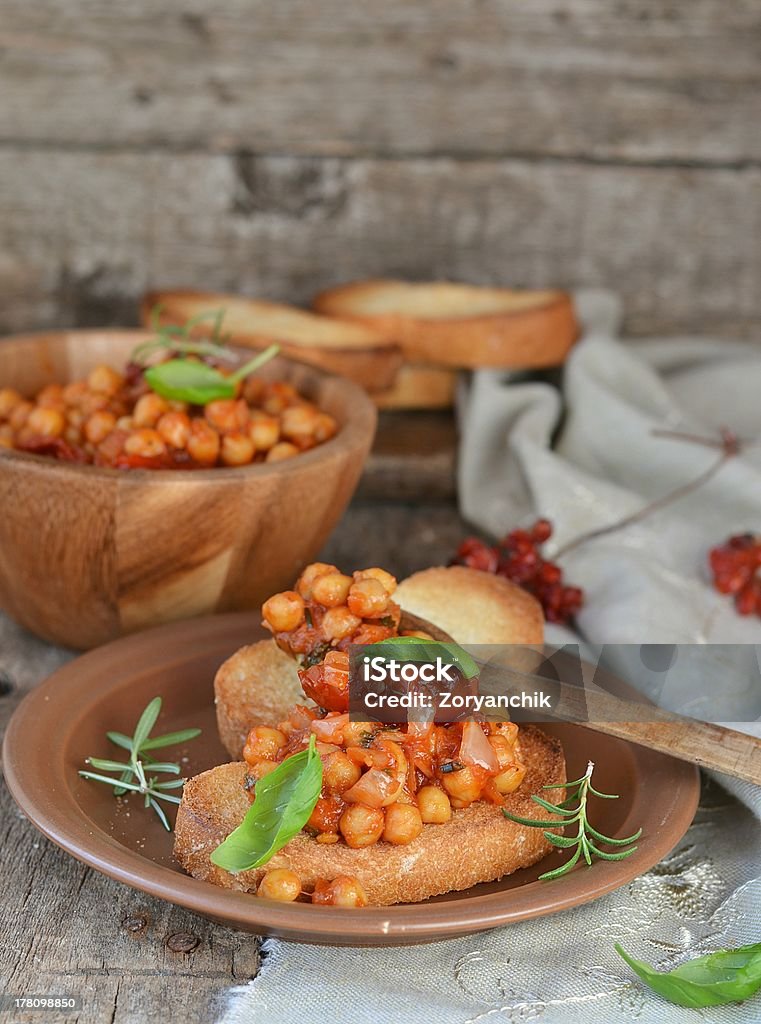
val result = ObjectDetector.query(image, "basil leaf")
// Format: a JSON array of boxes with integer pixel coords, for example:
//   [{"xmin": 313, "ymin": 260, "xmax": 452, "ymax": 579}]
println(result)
[
  {"xmin": 370, "ymin": 637, "xmax": 480, "ymax": 679},
  {"xmin": 145, "ymin": 360, "xmax": 236, "ymax": 404},
  {"xmin": 143, "ymin": 344, "xmax": 281, "ymax": 406},
  {"xmin": 616, "ymin": 943, "xmax": 761, "ymax": 1007},
  {"xmin": 210, "ymin": 734, "xmax": 323, "ymax": 873}
]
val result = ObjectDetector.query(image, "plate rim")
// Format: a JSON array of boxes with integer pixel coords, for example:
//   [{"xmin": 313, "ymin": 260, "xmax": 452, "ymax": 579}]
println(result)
[{"xmin": 2, "ymin": 612, "xmax": 701, "ymax": 945}]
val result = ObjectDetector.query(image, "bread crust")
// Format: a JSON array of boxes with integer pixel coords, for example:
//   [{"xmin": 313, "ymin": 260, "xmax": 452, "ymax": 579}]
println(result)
[
  {"xmin": 141, "ymin": 290, "xmax": 403, "ymax": 392},
  {"xmin": 395, "ymin": 566, "xmax": 544, "ymax": 646},
  {"xmin": 215, "ymin": 639, "xmax": 303, "ymax": 760},
  {"xmin": 313, "ymin": 280, "xmax": 578, "ymax": 369},
  {"xmin": 174, "ymin": 724, "xmax": 565, "ymax": 906}
]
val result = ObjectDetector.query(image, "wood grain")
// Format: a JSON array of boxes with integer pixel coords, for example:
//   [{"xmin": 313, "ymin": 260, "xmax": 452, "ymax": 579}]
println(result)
[
  {"xmin": 0, "ymin": 330, "xmax": 376, "ymax": 648},
  {"xmin": 0, "ymin": 1, "xmax": 758, "ymax": 164},
  {"xmin": 586, "ymin": 718, "xmax": 761, "ymax": 787},
  {"xmin": 0, "ymin": 151, "xmax": 759, "ymax": 340}
]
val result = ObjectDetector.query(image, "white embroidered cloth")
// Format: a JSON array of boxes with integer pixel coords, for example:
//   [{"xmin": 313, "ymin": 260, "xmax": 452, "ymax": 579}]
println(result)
[{"xmin": 222, "ymin": 296, "xmax": 761, "ymax": 1023}]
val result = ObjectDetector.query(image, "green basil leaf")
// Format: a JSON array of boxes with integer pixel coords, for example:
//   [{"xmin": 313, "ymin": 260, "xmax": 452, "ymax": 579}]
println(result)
[
  {"xmin": 616, "ymin": 943, "xmax": 761, "ymax": 1008},
  {"xmin": 369, "ymin": 637, "xmax": 480, "ymax": 679},
  {"xmin": 210, "ymin": 734, "xmax": 323, "ymax": 873},
  {"xmin": 144, "ymin": 360, "xmax": 236, "ymax": 404}
]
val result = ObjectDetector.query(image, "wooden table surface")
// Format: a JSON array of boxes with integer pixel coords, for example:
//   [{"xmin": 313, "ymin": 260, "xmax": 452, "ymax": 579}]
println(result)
[{"xmin": 0, "ymin": 423, "xmax": 469, "ymax": 1023}]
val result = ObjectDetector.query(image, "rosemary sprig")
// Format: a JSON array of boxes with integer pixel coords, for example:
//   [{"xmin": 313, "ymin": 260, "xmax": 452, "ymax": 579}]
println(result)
[
  {"xmin": 79, "ymin": 697, "xmax": 201, "ymax": 831},
  {"xmin": 132, "ymin": 305, "xmax": 237, "ymax": 365},
  {"xmin": 502, "ymin": 760, "xmax": 642, "ymax": 880}
]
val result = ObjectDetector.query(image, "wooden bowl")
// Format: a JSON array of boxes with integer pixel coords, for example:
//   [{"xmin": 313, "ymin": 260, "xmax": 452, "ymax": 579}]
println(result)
[{"xmin": 0, "ymin": 330, "xmax": 377, "ymax": 649}]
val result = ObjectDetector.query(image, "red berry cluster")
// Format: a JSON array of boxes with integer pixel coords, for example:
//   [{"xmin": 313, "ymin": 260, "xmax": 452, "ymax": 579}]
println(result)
[
  {"xmin": 452, "ymin": 519, "xmax": 584, "ymax": 624},
  {"xmin": 708, "ymin": 534, "xmax": 761, "ymax": 617}
]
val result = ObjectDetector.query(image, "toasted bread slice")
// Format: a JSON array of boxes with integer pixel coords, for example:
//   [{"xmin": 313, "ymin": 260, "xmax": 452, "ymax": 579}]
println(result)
[
  {"xmin": 174, "ymin": 724, "xmax": 564, "ymax": 906},
  {"xmin": 313, "ymin": 280, "xmax": 578, "ymax": 369},
  {"xmin": 215, "ymin": 639, "xmax": 303, "ymax": 760},
  {"xmin": 395, "ymin": 566, "xmax": 544, "ymax": 646},
  {"xmin": 141, "ymin": 290, "xmax": 403, "ymax": 392},
  {"xmin": 373, "ymin": 363, "xmax": 457, "ymax": 410}
]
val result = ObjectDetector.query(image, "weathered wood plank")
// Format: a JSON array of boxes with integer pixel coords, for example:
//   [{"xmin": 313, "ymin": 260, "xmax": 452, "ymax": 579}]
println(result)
[
  {"xmin": 0, "ymin": 150, "xmax": 758, "ymax": 338},
  {"xmin": 360, "ymin": 413, "xmax": 458, "ymax": 503},
  {"xmin": 0, "ymin": 0, "xmax": 759, "ymax": 163}
]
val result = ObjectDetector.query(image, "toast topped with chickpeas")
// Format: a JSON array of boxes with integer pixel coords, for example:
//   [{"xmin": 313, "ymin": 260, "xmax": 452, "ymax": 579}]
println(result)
[{"xmin": 174, "ymin": 562, "xmax": 565, "ymax": 907}]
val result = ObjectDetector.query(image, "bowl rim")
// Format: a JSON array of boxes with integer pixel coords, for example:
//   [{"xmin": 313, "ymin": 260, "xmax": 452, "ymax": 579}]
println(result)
[{"xmin": 0, "ymin": 327, "xmax": 377, "ymax": 482}]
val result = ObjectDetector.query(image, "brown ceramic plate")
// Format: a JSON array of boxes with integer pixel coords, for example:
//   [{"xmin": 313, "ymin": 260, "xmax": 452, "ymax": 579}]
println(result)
[{"xmin": 3, "ymin": 614, "xmax": 700, "ymax": 946}]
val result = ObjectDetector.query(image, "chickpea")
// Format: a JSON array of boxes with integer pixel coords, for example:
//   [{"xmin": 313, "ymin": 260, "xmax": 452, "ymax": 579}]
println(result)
[
  {"xmin": 417, "ymin": 785, "xmax": 452, "ymax": 824},
  {"xmin": 87, "ymin": 364, "xmax": 124, "ymax": 396},
  {"xmin": 249, "ymin": 413, "xmax": 280, "ymax": 452},
  {"xmin": 243, "ymin": 725, "xmax": 286, "ymax": 763},
  {"xmin": 321, "ymin": 606, "xmax": 361, "ymax": 642},
  {"xmin": 157, "ymin": 411, "xmax": 191, "ymax": 449},
  {"xmin": 315, "ymin": 832, "xmax": 339, "ymax": 845},
  {"xmin": 257, "ymin": 868, "xmax": 302, "ymax": 903},
  {"xmin": 79, "ymin": 391, "xmax": 110, "ymax": 417},
  {"xmin": 323, "ymin": 752, "xmax": 361, "ymax": 793},
  {"xmin": 9, "ymin": 401, "xmax": 33, "ymax": 431},
  {"xmin": 441, "ymin": 766, "xmax": 482, "ymax": 808},
  {"xmin": 205, "ymin": 398, "xmax": 249, "ymax": 434},
  {"xmin": 280, "ymin": 404, "xmax": 320, "ymax": 446},
  {"xmin": 342, "ymin": 721, "xmax": 377, "ymax": 747},
  {"xmin": 261, "ymin": 382, "xmax": 298, "ymax": 415},
  {"xmin": 64, "ymin": 425, "xmax": 83, "ymax": 445},
  {"xmin": 133, "ymin": 393, "xmax": 168, "ymax": 428},
  {"xmin": 265, "ymin": 441, "xmax": 299, "ymax": 463},
  {"xmin": 311, "ymin": 572, "xmax": 353, "ymax": 608},
  {"xmin": 383, "ymin": 803, "xmax": 423, "ymax": 846},
  {"xmin": 187, "ymin": 418, "xmax": 221, "ymax": 465},
  {"xmin": 221, "ymin": 431, "xmax": 255, "ymax": 466},
  {"xmin": 124, "ymin": 429, "xmax": 166, "ymax": 459},
  {"xmin": 62, "ymin": 381, "xmax": 88, "ymax": 407},
  {"xmin": 66, "ymin": 408, "xmax": 86, "ymax": 429},
  {"xmin": 493, "ymin": 764, "xmax": 527, "ymax": 795},
  {"xmin": 35, "ymin": 384, "xmax": 65, "ymax": 410},
  {"xmin": 353, "ymin": 567, "xmax": 397, "ymax": 596},
  {"xmin": 27, "ymin": 407, "xmax": 65, "ymax": 438},
  {"xmin": 347, "ymin": 578, "xmax": 389, "ymax": 618},
  {"xmin": 312, "ymin": 875, "xmax": 368, "ymax": 908},
  {"xmin": 84, "ymin": 410, "xmax": 117, "ymax": 445},
  {"xmin": 296, "ymin": 562, "xmax": 338, "ymax": 600},
  {"xmin": 248, "ymin": 759, "xmax": 281, "ymax": 780},
  {"xmin": 0, "ymin": 388, "xmax": 23, "ymax": 420},
  {"xmin": 167, "ymin": 399, "xmax": 189, "ymax": 414},
  {"xmin": 313, "ymin": 412, "xmax": 338, "ymax": 443},
  {"xmin": 262, "ymin": 590, "xmax": 305, "ymax": 632},
  {"xmin": 339, "ymin": 804, "xmax": 385, "ymax": 848}
]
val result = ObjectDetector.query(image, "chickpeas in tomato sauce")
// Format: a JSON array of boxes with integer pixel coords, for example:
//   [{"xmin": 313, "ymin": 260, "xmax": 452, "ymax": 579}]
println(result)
[
  {"xmin": 249, "ymin": 563, "xmax": 528, "ymax": 874},
  {"xmin": 0, "ymin": 366, "xmax": 337, "ymax": 469}
]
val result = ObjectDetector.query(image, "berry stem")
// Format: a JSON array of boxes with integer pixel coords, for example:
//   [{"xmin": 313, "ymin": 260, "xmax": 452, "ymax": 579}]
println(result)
[{"xmin": 554, "ymin": 428, "xmax": 741, "ymax": 559}]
